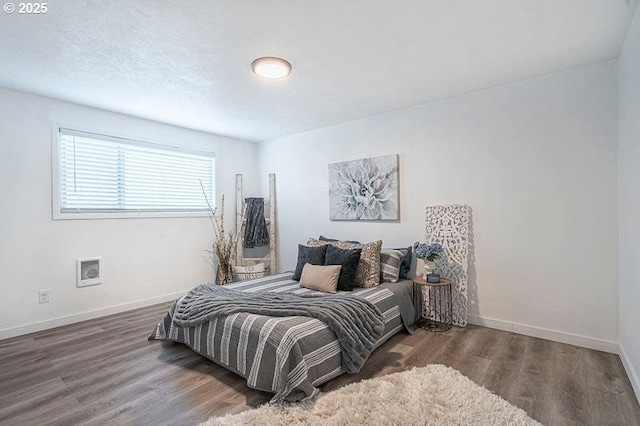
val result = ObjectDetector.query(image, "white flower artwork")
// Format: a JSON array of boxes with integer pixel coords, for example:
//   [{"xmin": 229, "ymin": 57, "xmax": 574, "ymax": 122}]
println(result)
[{"xmin": 328, "ymin": 154, "xmax": 399, "ymax": 221}]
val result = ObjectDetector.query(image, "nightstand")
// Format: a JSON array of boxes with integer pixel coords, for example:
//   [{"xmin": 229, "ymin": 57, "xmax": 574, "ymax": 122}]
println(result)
[{"xmin": 413, "ymin": 276, "xmax": 452, "ymax": 332}]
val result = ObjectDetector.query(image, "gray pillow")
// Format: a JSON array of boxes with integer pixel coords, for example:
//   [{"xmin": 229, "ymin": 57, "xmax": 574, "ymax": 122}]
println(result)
[
  {"xmin": 393, "ymin": 246, "xmax": 413, "ymax": 279},
  {"xmin": 379, "ymin": 248, "xmax": 408, "ymax": 283},
  {"xmin": 308, "ymin": 237, "xmax": 382, "ymax": 288},
  {"xmin": 293, "ymin": 244, "xmax": 328, "ymax": 281},
  {"xmin": 325, "ymin": 245, "xmax": 362, "ymax": 291},
  {"xmin": 321, "ymin": 238, "xmax": 411, "ymax": 279}
]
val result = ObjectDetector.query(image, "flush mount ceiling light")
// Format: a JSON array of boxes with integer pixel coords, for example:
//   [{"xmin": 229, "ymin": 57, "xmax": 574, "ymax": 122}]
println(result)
[{"xmin": 251, "ymin": 57, "xmax": 292, "ymax": 80}]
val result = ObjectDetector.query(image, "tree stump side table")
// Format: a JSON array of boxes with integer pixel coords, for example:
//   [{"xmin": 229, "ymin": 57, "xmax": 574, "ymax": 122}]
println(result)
[{"xmin": 413, "ymin": 276, "xmax": 452, "ymax": 332}]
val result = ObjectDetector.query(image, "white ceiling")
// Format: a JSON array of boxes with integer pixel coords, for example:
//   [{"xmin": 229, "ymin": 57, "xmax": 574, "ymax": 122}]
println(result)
[{"xmin": 0, "ymin": 1, "xmax": 637, "ymax": 142}]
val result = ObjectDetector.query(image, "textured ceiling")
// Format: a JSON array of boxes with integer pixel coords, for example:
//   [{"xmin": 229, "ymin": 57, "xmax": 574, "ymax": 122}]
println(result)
[{"xmin": 0, "ymin": 0, "xmax": 637, "ymax": 142}]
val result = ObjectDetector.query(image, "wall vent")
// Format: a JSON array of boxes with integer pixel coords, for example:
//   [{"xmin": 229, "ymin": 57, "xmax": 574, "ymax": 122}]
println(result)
[{"xmin": 76, "ymin": 257, "xmax": 102, "ymax": 287}]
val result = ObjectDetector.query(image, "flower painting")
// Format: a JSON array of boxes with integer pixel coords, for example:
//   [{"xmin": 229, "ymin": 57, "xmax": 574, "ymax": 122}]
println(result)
[{"xmin": 329, "ymin": 154, "xmax": 399, "ymax": 221}]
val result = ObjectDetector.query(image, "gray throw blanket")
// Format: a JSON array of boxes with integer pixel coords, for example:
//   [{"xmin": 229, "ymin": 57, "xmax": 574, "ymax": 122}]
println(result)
[
  {"xmin": 172, "ymin": 284, "xmax": 385, "ymax": 373},
  {"xmin": 243, "ymin": 197, "xmax": 269, "ymax": 248}
]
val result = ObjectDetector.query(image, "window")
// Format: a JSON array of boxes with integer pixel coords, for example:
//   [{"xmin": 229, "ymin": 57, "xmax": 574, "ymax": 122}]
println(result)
[{"xmin": 54, "ymin": 127, "xmax": 215, "ymax": 219}]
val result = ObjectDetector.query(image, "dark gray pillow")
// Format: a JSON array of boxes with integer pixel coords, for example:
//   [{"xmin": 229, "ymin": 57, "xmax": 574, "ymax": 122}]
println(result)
[
  {"xmin": 393, "ymin": 246, "xmax": 413, "ymax": 279},
  {"xmin": 319, "ymin": 235, "xmax": 361, "ymax": 244},
  {"xmin": 293, "ymin": 244, "xmax": 328, "ymax": 281},
  {"xmin": 324, "ymin": 245, "xmax": 362, "ymax": 291}
]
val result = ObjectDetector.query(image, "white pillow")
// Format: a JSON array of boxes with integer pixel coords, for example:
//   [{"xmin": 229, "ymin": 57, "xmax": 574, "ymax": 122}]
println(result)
[{"xmin": 299, "ymin": 263, "xmax": 341, "ymax": 294}]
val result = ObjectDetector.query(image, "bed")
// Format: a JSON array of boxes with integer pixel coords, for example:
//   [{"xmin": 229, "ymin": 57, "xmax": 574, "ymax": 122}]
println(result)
[{"xmin": 149, "ymin": 272, "xmax": 416, "ymax": 402}]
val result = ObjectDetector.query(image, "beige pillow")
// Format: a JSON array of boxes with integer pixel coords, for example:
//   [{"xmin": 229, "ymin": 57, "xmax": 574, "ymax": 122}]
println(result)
[
  {"xmin": 307, "ymin": 238, "xmax": 382, "ymax": 288},
  {"xmin": 299, "ymin": 263, "xmax": 341, "ymax": 294}
]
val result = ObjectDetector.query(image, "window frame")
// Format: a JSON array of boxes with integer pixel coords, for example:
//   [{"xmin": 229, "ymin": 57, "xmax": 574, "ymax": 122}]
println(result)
[{"xmin": 51, "ymin": 122, "xmax": 216, "ymax": 220}]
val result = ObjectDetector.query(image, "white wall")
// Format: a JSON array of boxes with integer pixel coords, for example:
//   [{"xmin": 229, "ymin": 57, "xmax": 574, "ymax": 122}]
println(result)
[
  {"xmin": 259, "ymin": 61, "xmax": 619, "ymax": 351},
  {"xmin": 619, "ymin": 5, "xmax": 640, "ymax": 401},
  {"xmin": 0, "ymin": 88, "xmax": 258, "ymax": 338}
]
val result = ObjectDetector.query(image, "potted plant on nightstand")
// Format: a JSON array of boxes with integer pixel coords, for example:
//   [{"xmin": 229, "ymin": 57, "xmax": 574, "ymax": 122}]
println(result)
[{"xmin": 413, "ymin": 241, "xmax": 443, "ymax": 282}]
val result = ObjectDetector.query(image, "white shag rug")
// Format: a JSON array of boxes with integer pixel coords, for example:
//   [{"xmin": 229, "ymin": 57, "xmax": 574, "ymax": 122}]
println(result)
[{"xmin": 200, "ymin": 364, "xmax": 542, "ymax": 426}]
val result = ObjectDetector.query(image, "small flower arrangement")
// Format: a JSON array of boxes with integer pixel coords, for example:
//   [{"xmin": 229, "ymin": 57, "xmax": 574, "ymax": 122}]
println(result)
[{"xmin": 413, "ymin": 241, "xmax": 443, "ymax": 262}]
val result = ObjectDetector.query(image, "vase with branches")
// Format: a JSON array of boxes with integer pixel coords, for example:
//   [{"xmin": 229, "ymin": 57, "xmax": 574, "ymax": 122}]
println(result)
[{"xmin": 202, "ymin": 184, "xmax": 242, "ymax": 284}]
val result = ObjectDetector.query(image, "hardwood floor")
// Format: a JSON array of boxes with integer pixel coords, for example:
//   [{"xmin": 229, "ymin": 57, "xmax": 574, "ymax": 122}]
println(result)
[{"xmin": 1, "ymin": 302, "xmax": 639, "ymax": 426}]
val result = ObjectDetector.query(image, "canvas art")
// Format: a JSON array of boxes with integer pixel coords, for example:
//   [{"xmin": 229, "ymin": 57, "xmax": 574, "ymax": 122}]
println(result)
[{"xmin": 328, "ymin": 154, "xmax": 399, "ymax": 221}]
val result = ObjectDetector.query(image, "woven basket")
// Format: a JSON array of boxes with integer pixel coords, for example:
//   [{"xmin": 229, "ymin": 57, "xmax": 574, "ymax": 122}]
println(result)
[{"xmin": 231, "ymin": 264, "xmax": 270, "ymax": 282}]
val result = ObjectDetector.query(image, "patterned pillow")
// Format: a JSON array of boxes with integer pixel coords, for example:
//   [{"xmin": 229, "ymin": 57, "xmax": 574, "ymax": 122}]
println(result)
[
  {"xmin": 379, "ymin": 248, "xmax": 408, "ymax": 283},
  {"xmin": 319, "ymin": 235, "xmax": 361, "ymax": 244},
  {"xmin": 293, "ymin": 244, "xmax": 328, "ymax": 281},
  {"xmin": 308, "ymin": 237, "xmax": 382, "ymax": 288}
]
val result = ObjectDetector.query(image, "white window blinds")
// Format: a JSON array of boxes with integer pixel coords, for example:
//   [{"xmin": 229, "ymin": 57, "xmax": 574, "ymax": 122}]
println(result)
[{"xmin": 57, "ymin": 128, "xmax": 215, "ymax": 214}]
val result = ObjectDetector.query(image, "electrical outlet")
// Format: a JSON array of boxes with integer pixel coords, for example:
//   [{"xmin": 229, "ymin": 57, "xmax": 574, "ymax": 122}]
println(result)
[{"xmin": 38, "ymin": 289, "xmax": 50, "ymax": 304}]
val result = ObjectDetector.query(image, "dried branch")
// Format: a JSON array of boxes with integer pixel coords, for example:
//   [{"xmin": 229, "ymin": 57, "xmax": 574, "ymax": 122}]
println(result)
[{"xmin": 201, "ymin": 181, "xmax": 244, "ymax": 283}]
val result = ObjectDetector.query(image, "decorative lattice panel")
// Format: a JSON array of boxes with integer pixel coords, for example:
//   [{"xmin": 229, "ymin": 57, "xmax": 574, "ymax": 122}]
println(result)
[{"xmin": 423, "ymin": 204, "xmax": 472, "ymax": 327}]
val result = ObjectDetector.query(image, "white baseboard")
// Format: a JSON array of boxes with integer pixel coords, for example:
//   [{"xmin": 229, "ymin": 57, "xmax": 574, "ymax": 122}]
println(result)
[
  {"xmin": 467, "ymin": 314, "xmax": 618, "ymax": 354},
  {"xmin": 619, "ymin": 344, "xmax": 640, "ymax": 405},
  {"xmin": 0, "ymin": 291, "xmax": 186, "ymax": 341}
]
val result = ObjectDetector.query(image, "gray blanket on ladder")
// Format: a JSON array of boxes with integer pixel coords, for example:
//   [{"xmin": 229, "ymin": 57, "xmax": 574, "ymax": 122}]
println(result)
[
  {"xmin": 243, "ymin": 197, "xmax": 269, "ymax": 248},
  {"xmin": 172, "ymin": 283, "xmax": 385, "ymax": 373}
]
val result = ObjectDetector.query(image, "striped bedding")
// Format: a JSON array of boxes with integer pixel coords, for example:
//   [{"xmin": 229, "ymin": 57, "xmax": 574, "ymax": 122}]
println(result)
[{"xmin": 149, "ymin": 272, "xmax": 415, "ymax": 402}]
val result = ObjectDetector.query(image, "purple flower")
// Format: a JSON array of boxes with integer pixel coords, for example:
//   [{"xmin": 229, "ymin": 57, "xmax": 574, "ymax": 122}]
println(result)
[{"xmin": 413, "ymin": 241, "xmax": 443, "ymax": 262}]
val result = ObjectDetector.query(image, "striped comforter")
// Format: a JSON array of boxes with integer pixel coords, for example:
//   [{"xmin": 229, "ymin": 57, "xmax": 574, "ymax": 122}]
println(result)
[{"xmin": 149, "ymin": 273, "xmax": 415, "ymax": 402}]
